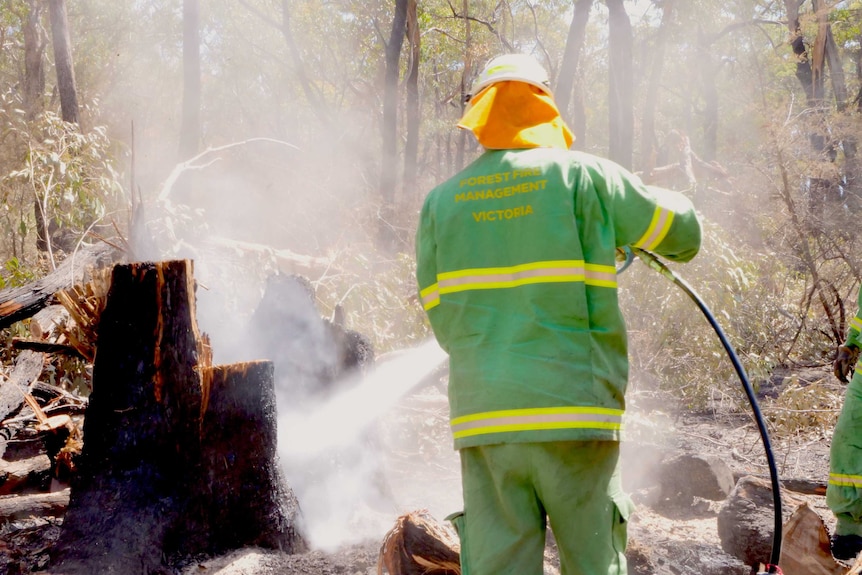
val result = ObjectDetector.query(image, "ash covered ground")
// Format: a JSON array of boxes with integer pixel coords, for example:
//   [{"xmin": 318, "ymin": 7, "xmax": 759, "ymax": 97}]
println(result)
[{"xmin": 0, "ymin": 365, "xmax": 838, "ymax": 575}]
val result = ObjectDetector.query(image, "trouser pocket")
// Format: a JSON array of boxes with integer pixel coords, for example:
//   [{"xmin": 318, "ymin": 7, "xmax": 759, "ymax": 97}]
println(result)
[{"xmin": 446, "ymin": 510, "xmax": 469, "ymax": 575}]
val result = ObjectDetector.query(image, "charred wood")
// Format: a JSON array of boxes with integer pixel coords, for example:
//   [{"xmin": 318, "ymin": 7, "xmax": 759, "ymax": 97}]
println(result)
[
  {"xmin": 11, "ymin": 339, "xmax": 85, "ymax": 360},
  {"xmin": 49, "ymin": 260, "xmax": 304, "ymax": 575},
  {"xmin": 189, "ymin": 361, "xmax": 305, "ymax": 556},
  {"xmin": 0, "ymin": 489, "xmax": 69, "ymax": 521},
  {"xmin": 0, "ymin": 455, "xmax": 52, "ymax": 495},
  {"xmin": 0, "ymin": 350, "xmax": 45, "ymax": 423},
  {"xmin": 0, "ymin": 243, "xmax": 118, "ymax": 330}
]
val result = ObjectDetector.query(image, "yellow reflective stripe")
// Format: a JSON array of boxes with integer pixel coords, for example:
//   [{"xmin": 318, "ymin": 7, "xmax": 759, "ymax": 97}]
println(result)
[
  {"xmin": 436, "ymin": 260, "xmax": 617, "ymax": 294},
  {"xmin": 585, "ymin": 263, "xmax": 617, "ymax": 288},
  {"xmin": 829, "ymin": 473, "xmax": 862, "ymax": 487},
  {"xmin": 850, "ymin": 316, "xmax": 862, "ymax": 333},
  {"xmin": 633, "ymin": 206, "xmax": 674, "ymax": 251},
  {"xmin": 420, "ymin": 283, "xmax": 440, "ymax": 310},
  {"xmin": 451, "ymin": 406, "xmax": 624, "ymax": 439}
]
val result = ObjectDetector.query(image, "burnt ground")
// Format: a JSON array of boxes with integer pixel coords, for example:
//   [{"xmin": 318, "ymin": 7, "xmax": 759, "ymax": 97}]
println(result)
[{"xmin": 0, "ymin": 365, "xmax": 839, "ymax": 575}]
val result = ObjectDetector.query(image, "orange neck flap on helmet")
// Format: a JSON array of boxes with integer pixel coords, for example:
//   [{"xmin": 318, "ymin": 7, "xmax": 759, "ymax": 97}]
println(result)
[{"xmin": 458, "ymin": 81, "xmax": 574, "ymax": 150}]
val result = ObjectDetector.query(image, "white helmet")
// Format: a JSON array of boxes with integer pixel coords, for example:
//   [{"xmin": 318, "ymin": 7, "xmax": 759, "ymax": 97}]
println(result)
[{"xmin": 469, "ymin": 53, "xmax": 553, "ymax": 102}]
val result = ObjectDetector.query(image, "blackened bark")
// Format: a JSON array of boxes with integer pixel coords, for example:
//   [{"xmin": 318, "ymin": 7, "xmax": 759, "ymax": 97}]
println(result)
[
  {"xmin": 50, "ymin": 260, "xmax": 304, "ymax": 574},
  {"xmin": 0, "ymin": 243, "xmax": 119, "ymax": 330},
  {"xmin": 191, "ymin": 361, "xmax": 304, "ymax": 556}
]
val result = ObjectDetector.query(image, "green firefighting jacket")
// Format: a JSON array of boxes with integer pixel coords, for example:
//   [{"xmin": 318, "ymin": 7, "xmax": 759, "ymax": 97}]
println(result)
[{"xmin": 415, "ymin": 148, "xmax": 702, "ymax": 449}]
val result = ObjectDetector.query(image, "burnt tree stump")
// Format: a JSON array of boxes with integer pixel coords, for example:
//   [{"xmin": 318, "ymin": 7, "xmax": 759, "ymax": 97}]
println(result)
[
  {"xmin": 195, "ymin": 361, "xmax": 303, "ymax": 556},
  {"xmin": 49, "ymin": 260, "xmax": 304, "ymax": 574}
]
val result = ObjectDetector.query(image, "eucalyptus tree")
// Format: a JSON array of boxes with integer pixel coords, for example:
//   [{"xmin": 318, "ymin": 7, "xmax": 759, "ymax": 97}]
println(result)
[
  {"xmin": 556, "ymin": 0, "xmax": 593, "ymax": 148},
  {"xmin": 0, "ymin": 0, "xmax": 122, "ymax": 274},
  {"xmin": 607, "ymin": 0, "xmax": 633, "ymax": 168},
  {"xmin": 47, "ymin": 0, "xmax": 78, "ymax": 124},
  {"xmin": 380, "ymin": 0, "xmax": 408, "ymax": 247}
]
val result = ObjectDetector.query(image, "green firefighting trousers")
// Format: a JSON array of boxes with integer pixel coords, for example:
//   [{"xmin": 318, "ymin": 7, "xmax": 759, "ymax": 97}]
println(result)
[
  {"xmin": 452, "ymin": 441, "xmax": 632, "ymax": 575},
  {"xmin": 828, "ymin": 373, "xmax": 862, "ymax": 537}
]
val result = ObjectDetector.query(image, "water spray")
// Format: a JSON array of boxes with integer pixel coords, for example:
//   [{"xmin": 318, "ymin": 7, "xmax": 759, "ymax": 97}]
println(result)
[{"xmin": 621, "ymin": 246, "xmax": 783, "ymax": 573}]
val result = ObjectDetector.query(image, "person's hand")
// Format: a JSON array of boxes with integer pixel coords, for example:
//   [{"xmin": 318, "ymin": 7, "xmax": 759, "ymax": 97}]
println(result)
[{"xmin": 834, "ymin": 345, "xmax": 860, "ymax": 384}]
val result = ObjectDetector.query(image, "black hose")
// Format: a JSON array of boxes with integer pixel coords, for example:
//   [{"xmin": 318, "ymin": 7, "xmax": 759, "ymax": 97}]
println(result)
[{"xmin": 628, "ymin": 247, "xmax": 783, "ymax": 570}]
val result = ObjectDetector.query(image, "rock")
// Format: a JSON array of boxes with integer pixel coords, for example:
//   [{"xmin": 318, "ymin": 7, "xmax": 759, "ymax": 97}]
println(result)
[{"xmin": 658, "ymin": 453, "xmax": 736, "ymax": 502}]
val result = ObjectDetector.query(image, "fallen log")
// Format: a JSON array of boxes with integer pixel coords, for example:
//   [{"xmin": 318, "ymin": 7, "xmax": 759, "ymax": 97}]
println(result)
[
  {"xmin": 0, "ymin": 350, "xmax": 45, "ymax": 423},
  {"xmin": 0, "ymin": 242, "xmax": 118, "ymax": 330},
  {"xmin": 0, "ymin": 489, "xmax": 69, "ymax": 521},
  {"xmin": 0, "ymin": 454, "xmax": 52, "ymax": 495},
  {"xmin": 49, "ymin": 259, "xmax": 305, "ymax": 575},
  {"xmin": 733, "ymin": 471, "xmax": 827, "ymax": 497},
  {"xmin": 378, "ymin": 510, "xmax": 461, "ymax": 575},
  {"xmin": 28, "ymin": 305, "xmax": 69, "ymax": 340},
  {"xmin": 778, "ymin": 502, "xmax": 845, "ymax": 574}
]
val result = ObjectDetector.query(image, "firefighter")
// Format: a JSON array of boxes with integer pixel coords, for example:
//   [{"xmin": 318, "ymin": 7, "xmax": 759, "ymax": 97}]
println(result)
[
  {"xmin": 414, "ymin": 53, "xmax": 702, "ymax": 575},
  {"xmin": 829, "ymin": 286, "xmax": 862, "ymax": 561}
]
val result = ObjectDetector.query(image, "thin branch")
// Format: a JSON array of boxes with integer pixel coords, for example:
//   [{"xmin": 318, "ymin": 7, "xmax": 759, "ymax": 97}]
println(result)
[{"xmin": 157, "ymin": 138, "xmax": 299, "ymax": 203}]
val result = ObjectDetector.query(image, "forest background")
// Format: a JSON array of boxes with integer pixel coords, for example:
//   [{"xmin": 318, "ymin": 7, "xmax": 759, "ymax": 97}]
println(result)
[{"xmin": 0, "ymin": 0, "xmax": 860, "ymax": 450}]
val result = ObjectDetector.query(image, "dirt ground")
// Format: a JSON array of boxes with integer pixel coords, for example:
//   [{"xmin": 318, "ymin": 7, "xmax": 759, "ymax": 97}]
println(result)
[{"xmin": 0, "ymin": 364, "xmax": 841, "ymax": 575}]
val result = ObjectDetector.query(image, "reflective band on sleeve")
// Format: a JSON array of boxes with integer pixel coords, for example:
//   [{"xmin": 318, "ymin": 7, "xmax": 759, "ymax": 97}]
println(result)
[
  {"xmin": 633, "ymin": 206, "xmax": 674, "ymax": 251},
  {"xmin": 451, "ymin": 406, "xmax": 624, "ymax": 439},
  {"xmin": 436, "ymin": 260, "xmax": 616, "ymax": 295},
  {"xmin": 829, "ymin": 473, "xmax": 862, "ymax": 488},
  {"xmin": 851, "ymin": 315, "xmax": 862, "ymax": 333},
  {"xmin": 584, "ymin": 263, "xmax": 617, "ymax": 288},
  {"xmin": 420, "ymin": 283, "xmax": 440, "ymax": 310}
]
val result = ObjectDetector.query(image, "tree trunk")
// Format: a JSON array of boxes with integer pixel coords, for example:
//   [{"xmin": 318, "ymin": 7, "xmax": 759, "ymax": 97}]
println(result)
[
  {"xmin": 196, "ymin": 361, "xmax": 304, "ymax": 556},
  {"xmin": 24, "ymin": 0, "xmax": 46, "ymax": 120},
  {"xmin": 379, "ymin": 0, "xmax": 408, "ymax": 247},
  {"xmin": 640, "ymin": 1, "xmax": 673, "ymax": 171},
  {"xmin": 785, "ymin": 0, "xmax": 828, "ymax": 154},
  {"xmin": 817, "ymin": 0, "xmax": 860, "ymax": 197},
  {"xmin": 49, "ymin": 260, "xmax": 305, "ymax": 574},
  {"xmin": 46, "ymin": 0, "xmax": 78, "ymax": 124},
  {"xmin": 555, "ymin": 0, "xmax": 592, "ymax": 149},
  {"xmin": 404, "ymin": 0, "xmax": 420, "ymax": 201},
  {"xmin": 28, "ymin": 0, "xmax": 48, "ymax": 253},
  {"xmin": 178, "ymin": 0, "xmax": 201, "ymax": 161},
  {"xmin": 455, "ymin": 0, "xmax": 472, "ymax": 173},
  {"xmin": 607, "ymin": 0, "xmax": 633, "ymax": 169}
]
